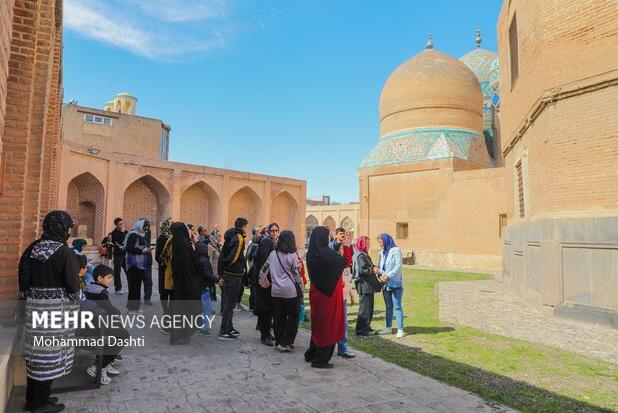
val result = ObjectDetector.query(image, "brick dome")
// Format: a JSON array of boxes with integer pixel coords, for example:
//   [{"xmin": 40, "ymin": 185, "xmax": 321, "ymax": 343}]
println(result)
[{"xmin": 379, "ymin": 48, "xmax": 483, "ymax": 136}]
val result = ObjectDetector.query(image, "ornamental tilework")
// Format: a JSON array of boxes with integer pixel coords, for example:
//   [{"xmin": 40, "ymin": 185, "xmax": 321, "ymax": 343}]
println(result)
[{"xmin": 360, "ymin": 128, "xmax": 492, "ymax": 168}]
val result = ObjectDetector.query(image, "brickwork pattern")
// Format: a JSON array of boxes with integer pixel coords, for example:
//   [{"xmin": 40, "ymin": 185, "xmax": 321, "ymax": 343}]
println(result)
[
  {"xmin": 498, "ymin": 0, "xmax": 618, "ymax": 221},
  {"xmin": 0, "ymin": 0, "xmax": 63, "ymax": 298},
  {"xmin": 0, "ymin": 0, "xmax": 15, "ymax": 158},
  {"xmin": 65, "ymin": 173, "xmax": 105, "ymax": 241},
  {"xmin": 270, "ymin": 191, "xmax": 297, "ymax": 231},
  {"xmin": 123, "ymin": 179, "xmax": 160, "ymax": 233},
  {"xmin": 227, "ymin": 187, "xmax": 262, "ymax": 229},
  {"xmin": 180, "ymin": 183, "xmax": 211, "ymax": 228}
]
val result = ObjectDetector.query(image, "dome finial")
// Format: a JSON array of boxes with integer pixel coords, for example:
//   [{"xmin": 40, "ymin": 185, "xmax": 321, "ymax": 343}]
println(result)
[
  {"xmin": 426, "ymin": 32, "xmax": 433, "ymax": 49},
  {"xmin": 475, "ymin": 27, "xmax": 482, "ymax": 48}
]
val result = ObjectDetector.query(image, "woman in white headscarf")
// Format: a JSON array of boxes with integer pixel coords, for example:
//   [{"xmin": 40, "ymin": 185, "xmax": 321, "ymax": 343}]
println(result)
[{"xmin": 123, "ymin": 219, "xmax": 152, "ymax": 313}]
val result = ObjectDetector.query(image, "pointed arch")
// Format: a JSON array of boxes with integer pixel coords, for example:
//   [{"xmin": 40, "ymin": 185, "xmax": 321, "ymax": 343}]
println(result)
[
  {"xmin": 228, "ymin": 186, "xmax": 263, "ymax": 228},
  {"xmin": 181, "ymin": 181, "xmax": 221, "ymax": 230},
  {"xmin": 66, "ymin": 172, "xmax": 105, "ymax": 242},
  {"xmin": 341, "ymin": 216, "xmax": 355, "ymax": 240},
  {"xmin": 270, "ymin": 190, "xmax": 298, "ymax": 232},
  {"xmin": 323, "ymin": 216, "xmax": 337, "ymax": 236},
  {"xmin": 306, "ymin": 214, "xmax": 319, "ymax": 244},
  {"xmin": 123, "ymin": 175, "xmax": 171, "ymax": 237}
]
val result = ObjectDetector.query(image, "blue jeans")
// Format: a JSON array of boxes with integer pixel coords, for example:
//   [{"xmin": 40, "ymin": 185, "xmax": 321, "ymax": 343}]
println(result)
[
  {"xmin": 299, "ymin": 301, "xmax": 305, "ymax": 323},
  {"xmin": 337, "ymin": 300, "xmax": 348, "ymax": 354},
  {"xmin": 201, "ymin": 289, "xmax": 213, "ymax": 332},
  {"xmin": 383, "ymin": 287, "xmax": 404, "ymax": 330}
]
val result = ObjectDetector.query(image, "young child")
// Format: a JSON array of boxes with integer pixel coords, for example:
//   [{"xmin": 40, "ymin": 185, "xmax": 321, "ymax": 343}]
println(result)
[
  {"xmin": 81, "ymin": 264, "xmax": 129, "ymax": 384},
  {"xmin": 77, "ymin": 254, "xmax": 94, "ymax": 289}
]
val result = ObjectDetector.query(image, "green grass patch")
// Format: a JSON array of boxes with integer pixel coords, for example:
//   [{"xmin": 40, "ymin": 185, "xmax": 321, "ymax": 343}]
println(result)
[{"xmin": 300, "ymin": 268, "xmax": 618, "ymax": 413}]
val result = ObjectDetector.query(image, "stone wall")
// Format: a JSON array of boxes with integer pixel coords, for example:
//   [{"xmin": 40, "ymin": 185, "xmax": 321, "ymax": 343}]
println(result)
[{"xmin": 0, "ymin": 0, "xmax": 63, "ymax": 298}]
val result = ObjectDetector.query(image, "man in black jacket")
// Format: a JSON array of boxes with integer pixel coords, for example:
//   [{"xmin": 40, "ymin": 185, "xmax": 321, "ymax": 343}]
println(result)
[
  {"xmin": 217, "ymin": 217, "xmax": 248, "ymax": 341},
  {"xmin": 109, "ymin": 217, "xmax": 127, "ymax": 295},
  {"xmin": 254, "ymin": 223, "xmax": 278, "ymax": 346}
]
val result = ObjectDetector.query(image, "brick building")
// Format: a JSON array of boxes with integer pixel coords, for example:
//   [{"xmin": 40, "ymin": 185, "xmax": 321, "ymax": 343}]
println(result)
[
  {"xmin": 0, "ymin": 0, "xmax": 64, "ymax": 300},
  {"xmin": 358, "ymin": 35, "xmax": 506, "ymax": 270},
  {"xmin": 59, "ymin": 94, "xmax": 306, "ymax": 247},
  {"xmin": 498, "ymin": 0, "xmax": 618, "ymax": 326}
]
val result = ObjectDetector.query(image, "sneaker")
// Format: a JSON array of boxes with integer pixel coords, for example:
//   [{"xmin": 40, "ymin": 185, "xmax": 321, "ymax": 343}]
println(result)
[
  {"xmin": 234, "ymin": 304, "xmax": 242, "ymax": 312},
  {"xmin": 278, "ymin": 345, "xmax": 292, "ymax": 352},
  {"xmin": 199, "ymin": 329, "xmax": 210, "ymax": 336},
  {"xmin": 114, "ymin": 290, "xmax": 124, "ymax": 295},
  {"xmin": 396, "ymin": 329, "xmax": 405, "ymax": 338},
  {"xmin": 104, "ymin": 364, "xmax": 120, "ymax": 377},
  {"xmin": 217, "ymin": 332, "xmax": 238, "ymax": 341},
  {"xmin": 261, "ymin": 336, "xmax": 274, "ymax": 347},
  {"xmin": 86, "ymin": 365, "xmax": 112, "ymax": 385},
  {"xmin": 230, "ymin": 328, "xmax": 240, "ymax": 336},
  {"xmin": 377, "ymin": 327, "xmax": 393, "ymax": 335},
  {"xmin": 115, "ymin": 355, "xmax": 123, "ymax": 361},
  {"xmin": 144, "ymin": 300, "xmax": 154, "ymax": 305},
  {"xmin": 337, "ymin": 351, "xmax": 356, "ymax": 359}
]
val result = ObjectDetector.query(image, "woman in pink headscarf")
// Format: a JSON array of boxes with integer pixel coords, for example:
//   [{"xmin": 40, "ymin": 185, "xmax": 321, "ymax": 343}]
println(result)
[{"xmin": 352, "ymin": 236, "xmax": 383, "ymax": 336}]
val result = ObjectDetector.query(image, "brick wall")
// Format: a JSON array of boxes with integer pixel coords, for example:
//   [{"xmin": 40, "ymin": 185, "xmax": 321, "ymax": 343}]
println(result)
[
  {"xmin": 499, "ymin": 0, "xmax": 618, "ymax": 221},
  {"xmin": 270, "ymin": 191, "xmax": 298, "ymax": 232},
  {"xmin": 0, "ymin": 0, "xmax": 63, "ymax": 298},
  {"xmin": 360, "ymin": 160, "xmax": 505, "ymax": 269},
  {"xmin": 228, "ymin": 187, "xmax": 262, "ymax": 228},
  {"xmin": 180, "ymin": 183, "xmax": 213, "ymax": 229},
  {"xmin": 0, "ymin": 0, "xmax": 16, "ymax": 160}
]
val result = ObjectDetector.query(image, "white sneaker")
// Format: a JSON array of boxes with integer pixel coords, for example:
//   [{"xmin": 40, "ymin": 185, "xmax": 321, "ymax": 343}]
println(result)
[
  {"xmin": 86, "ymin": 364, "xmax": 112, "ymax": 385},
  {"xmin": 377, "ymin": 327, "xmax": 393, "ymax": 335},
  {"xmin": 104, "ymin": 363, "xmax": 120, "ymax": 377},
  {"xmin": 396, "ymin": 329, "xmax": 405, "ymax": 338}
]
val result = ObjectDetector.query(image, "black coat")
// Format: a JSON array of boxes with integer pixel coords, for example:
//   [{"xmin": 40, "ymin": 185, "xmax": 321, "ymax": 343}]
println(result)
[
  {"xmin": 195, "ymin": 240, "xmax": 217, "ymax": 290},
  {"xmin": 254, "ymin": 235, "xmax": 276, "ymax": 312},
  {"xmin": 354, "ymin": 252, "xmax": 382, "ymax": 294},
  {"xmin": 218, "ymin": 228, "xmax": 246, "ymax": 277},
  {"xmin": 110, "ymin": 228, "xmax": 127, "ymax": 257},
  {"xmin": 19, "ymin": 244, "xmax": 81, "ymax": 293}
]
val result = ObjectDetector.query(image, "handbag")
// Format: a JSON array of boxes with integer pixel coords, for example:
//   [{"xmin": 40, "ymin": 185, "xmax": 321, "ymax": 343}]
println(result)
[
  {"xmin": 275, "ymin": 252, "xmax": 303, "ymax": 299},
  {"xmin": 98, "ymin": 245, "xmax": 108, "ymax": 256}
]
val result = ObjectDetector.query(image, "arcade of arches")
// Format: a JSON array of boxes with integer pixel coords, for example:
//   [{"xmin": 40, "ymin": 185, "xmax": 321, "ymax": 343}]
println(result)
[
  {"xmin": 58, "ymin": 142, "xmax": 306, "ymax": 242},
  {"xmin": 305, "ymin": 203, "xmax": 360, "ymax": 242}
]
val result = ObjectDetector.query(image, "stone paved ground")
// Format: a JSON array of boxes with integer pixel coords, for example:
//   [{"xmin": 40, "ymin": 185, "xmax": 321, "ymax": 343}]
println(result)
[
  {"xmin": 439, "ymin": 279, "xmax": 618, "ymax": 364},
  {"xmin": 9, "ymin": 290, "xmax": 513, "ymax": 413}
]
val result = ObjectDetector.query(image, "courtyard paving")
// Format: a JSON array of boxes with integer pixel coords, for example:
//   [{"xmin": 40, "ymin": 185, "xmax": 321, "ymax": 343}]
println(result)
[
  {"xmin": 439, "ymin": 279, "xmax": 618, "ymax": 364},
  {"xmin": 8, "ymin": 289, "xmax": 513, "ymax": 413}
]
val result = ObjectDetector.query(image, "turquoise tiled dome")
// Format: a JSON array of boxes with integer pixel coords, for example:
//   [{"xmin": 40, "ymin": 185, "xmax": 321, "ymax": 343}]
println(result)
[
  {"xmin": 459, "ymin": 48, "xmax": 498, "ymax": 99},
  {"xmin": 360, "ymin": 128, "xmax": 492, "ymax": 168}
]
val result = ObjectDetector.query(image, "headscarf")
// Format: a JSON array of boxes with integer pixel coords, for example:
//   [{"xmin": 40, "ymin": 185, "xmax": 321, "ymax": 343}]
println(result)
[
  {"xmin": 41, "ymin": 210, "xmax": 74, "ymax": 244},
  {"xmin": 71, "ymin": 239, "xmax": 88, "ymax": 253},
  {"xmin": 306, "ymin": 226, "xmax": 346, "ymax": 297},
  {"xmin": 380, "ymin": 233, "xmax": 396, "ymax": 254},
  {"xmin": 355, "ymin": 236, "xmax": 369, "ymax": 254},
  {"xmin": 170, "ymin": 221, "xmax": 200, "ymax": 301},
  {"xmin": 159, "ymin": 218, "xmax": 172, "ymax": 239},
  {"xmin": 123, "ymin": 219, "xmax": 149, "ymax": 250}
]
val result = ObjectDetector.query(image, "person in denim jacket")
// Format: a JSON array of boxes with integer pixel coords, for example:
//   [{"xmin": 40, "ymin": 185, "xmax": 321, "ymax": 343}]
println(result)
[{"xmin": 376, "ymin": 233, "xmax": 405, "ymax": 338}]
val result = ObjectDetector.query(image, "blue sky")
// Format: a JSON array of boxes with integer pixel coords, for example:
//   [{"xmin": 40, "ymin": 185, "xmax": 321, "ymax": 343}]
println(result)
[{"xmin": 63, "ymin": 0, "xmax": 502, "ymax": 203}]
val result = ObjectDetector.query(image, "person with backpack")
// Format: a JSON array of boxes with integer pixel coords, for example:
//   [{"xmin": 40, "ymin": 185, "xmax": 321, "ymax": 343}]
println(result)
[{"xmin": 217, "ymin": 218, "xmax": 249, "ymax": 341}]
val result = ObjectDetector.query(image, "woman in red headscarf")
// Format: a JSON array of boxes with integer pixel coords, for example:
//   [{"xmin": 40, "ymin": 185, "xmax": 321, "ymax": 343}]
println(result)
[
  {"xmin": 352, "ymin": 236, "xmax": 383, "ymax": 336},
  {"xmin": 304, "ymin": 226, "xmax": 346, "ymax": 368}
]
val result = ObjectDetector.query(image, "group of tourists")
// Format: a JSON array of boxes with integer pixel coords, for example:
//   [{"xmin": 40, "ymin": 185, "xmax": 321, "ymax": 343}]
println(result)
[{"xmin": 17, "ymin": 208, "xmax": 405, "ymax": 412}]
